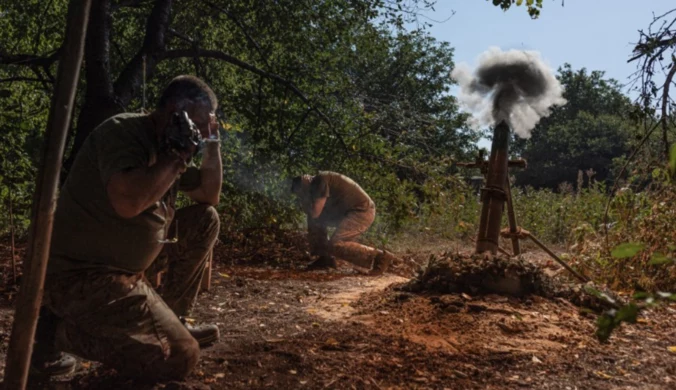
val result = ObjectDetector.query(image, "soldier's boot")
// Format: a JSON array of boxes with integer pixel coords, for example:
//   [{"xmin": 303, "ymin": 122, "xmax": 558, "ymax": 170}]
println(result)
[
  {"xmin": 369, "ymin": 250, "xmax": 397, "ymax": 276},
  {"xmin": 180, "ymin": 317, "xmax": 220, "ymax": 347},
  {"xmin": 30, "ymin": 352, "xmax": 78, "ymax": 377},
  {"xmin": 306, "ymin": 255, "xmax": 337, "ymax": 270},
  {"xmin": 30, "ymin": 307, "xmax": 77, "ymax": 377}
]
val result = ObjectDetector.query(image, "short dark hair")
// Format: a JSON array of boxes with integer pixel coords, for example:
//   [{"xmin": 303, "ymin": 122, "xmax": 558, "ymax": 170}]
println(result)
[{"xmin": 157, "ymin": 75, "xmax": 218, "ymax": 111}]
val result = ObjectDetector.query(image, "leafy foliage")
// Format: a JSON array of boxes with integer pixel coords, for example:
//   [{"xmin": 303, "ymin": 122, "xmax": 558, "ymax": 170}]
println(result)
[
  {"xmin": 0, "ymin": 0, "xmax": 478, "ymax": 238},
  {"xmin": 628, "ymin": 8, "xmax": 676, "ymax": 160},
  {"xmin": 596, "ymin": 303, "xmax": 639, "ymax": 343},
  {"xmin": 490, "ymin": 0, "xmax": 547, "ymax": 19},
  {"xmin": 514, "ymin": 65, "xmax": 637, "ymax": 190},
  {"xmin": 610, "ymin": 242, "xmax": 645, "ymax": 259}
]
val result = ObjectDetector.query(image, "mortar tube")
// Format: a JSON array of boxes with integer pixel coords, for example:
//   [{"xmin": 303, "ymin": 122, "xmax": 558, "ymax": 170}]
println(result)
[{"xmin": 475, "ymin": 121, "xmax": 510, "ymax": 254}]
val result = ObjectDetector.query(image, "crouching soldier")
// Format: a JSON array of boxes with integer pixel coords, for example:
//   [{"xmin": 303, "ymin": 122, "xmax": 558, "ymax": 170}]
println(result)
[
  {"xmin": 291, "ymin": 171, "xmax": 397, "ymax": 275},
  {"xmin": 30, "ymin": 76, "xmax": 222, "ymax": 381}
]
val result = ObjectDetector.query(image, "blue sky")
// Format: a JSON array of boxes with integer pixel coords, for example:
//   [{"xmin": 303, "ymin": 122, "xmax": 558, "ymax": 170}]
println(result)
[
  {"xmin": 419, "ymin": 1, "xmax": 675, "ymax": 96},
  {"xmin": 409, "ymin": 0, "xmax": 675, "ymax": 147}
]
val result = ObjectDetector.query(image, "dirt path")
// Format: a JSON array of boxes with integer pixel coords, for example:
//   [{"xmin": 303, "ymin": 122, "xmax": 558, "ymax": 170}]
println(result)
[
  {"xmin": 1, "ymin": 240, "xmax": 676, "ymax": 389},
  {"xmin": 308, "ymin": 274, "xmax": 409, "ymax": 321}
]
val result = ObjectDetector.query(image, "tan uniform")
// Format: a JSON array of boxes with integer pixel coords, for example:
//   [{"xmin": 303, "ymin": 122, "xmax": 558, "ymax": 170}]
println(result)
[
  {"xmin": 36, "ymin": 113, "xmax": 218, "ymax": 381},
  {"xmin": 304, "ymin": 172, "xmax": 381, "ymax": 269}
]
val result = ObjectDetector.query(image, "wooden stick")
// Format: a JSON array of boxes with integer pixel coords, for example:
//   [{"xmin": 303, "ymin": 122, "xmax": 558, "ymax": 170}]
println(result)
[
  {"xmin": 527, "ymin": 234, "xmax": 589, "ymax": 283},
  {"xmin": 200, "ymin": 249, "xmax": 213, "ymax": 292},
  {"xmin": 3, "ymin": 1, "xmax": 92, "ymax": 387}
]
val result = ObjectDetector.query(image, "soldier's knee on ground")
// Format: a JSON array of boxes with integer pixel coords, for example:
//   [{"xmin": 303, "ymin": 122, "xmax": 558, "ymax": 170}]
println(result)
[
  {"xmin": 166, "ymin": 337, "xmax": 200, "ymax": 379},
  {"xmin": 141, "ymin": 337, "xmax": 200, "ymax": 382}
]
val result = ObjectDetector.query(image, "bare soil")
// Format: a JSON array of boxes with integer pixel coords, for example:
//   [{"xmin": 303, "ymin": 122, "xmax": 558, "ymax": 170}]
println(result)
[{"xmin": 1, "ymin": 232, "xmax": 675, "ymax": 390}]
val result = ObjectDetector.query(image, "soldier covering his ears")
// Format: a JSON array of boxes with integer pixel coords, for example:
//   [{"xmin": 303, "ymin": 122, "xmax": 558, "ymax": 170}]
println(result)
[
  {"xmin": 31, "ymin": 76, "xmax": 222, "ymax": 381},
  {"xmin": 291, "ymin": 171, "xmax": 397, "ymax": 275}
]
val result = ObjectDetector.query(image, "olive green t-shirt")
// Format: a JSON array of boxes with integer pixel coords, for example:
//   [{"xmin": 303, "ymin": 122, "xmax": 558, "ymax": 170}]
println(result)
[
  {"xmin": 309, "ymin": 171, "xmax": 374, "ymax": 223},
  {"xmin": 48, "ymin": 113, "xmax": 201, "ymax": 275}
]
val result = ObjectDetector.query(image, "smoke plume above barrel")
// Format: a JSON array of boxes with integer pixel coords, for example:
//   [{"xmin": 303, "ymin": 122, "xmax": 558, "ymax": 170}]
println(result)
[{"xmin": 451, "ymin": 47, "xmax": 567, "ymax": 139}]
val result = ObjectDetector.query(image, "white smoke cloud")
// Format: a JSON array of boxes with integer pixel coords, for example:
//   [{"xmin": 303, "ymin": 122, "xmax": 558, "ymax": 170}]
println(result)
[{"xmin": 451, "ymin": 47, "xmax": 567, "ymax": 139}]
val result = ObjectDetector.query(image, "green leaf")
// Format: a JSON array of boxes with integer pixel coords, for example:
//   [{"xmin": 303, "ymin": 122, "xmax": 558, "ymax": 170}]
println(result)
[
  {"xmin": 649, "ymin": 252, "xmax": 673, "ymax": 265},
  {"xmin": 595, "ymin": 313, "xmax": 616, "ymax": 343},
  {"xmin": 516, "ymin": 0, "xmax": 523, "ymax": 6},
  {"xmin": 632, "ymin": 291, "xmax": 651, "ymax": 300},
  {"xmin": 652, "ymin": 168, "xmax": 663, "ymax": 179},
  {"xmin": 615, "ymin": 304, "xmax": 639, "ymax": 324},
  {"xmin": 611, "ymin": 242, "xmax": 645, "ymax": 259},
  {"xmin": 596, "ymin": 304, "xmax": 641, "ymax": 343},
  {"xmin": 670, "ymin": 144, "xmax": 676, "ymax": 175}
]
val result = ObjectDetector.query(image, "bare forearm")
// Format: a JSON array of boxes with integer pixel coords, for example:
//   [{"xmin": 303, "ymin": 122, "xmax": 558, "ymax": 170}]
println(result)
[
  {"xmin": 108, "ymin": 154, "xmax": 185, "ymax": 218},
  {"xmin": 194, "ymin": 142, "xmax": 222, "ymax": 205}
]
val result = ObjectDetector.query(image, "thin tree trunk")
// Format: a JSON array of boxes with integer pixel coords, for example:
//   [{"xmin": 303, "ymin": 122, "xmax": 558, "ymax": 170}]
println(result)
[
  {"xmin": 662, "ymin": 63, "xmax": 676, "ymax": 160},
  {"xmin": 9, "ymin": 187, "xmax": 17, "ymax": 284},
  {"xmin": 63, "ymin": 0, "xmax": 118, "ymax": 176},
  {"xmin": 63, "ymin": 0, "xmax": 174, "ymax": 176},
  {"xmin": 3, "ymin": 0, "xmax": 92, "ymax": 387}
]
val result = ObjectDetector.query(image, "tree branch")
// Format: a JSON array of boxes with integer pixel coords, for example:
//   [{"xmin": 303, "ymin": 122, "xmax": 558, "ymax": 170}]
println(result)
[
  {"xmin": 168, "ymin": 28, "xmax": 194, "ymax": 44},
  {"xmin": 33, "ymin": 0, "xmax": 56, "ymax": 52},
  {"xmin": 662, "ymin": 62, "xmax": 676, "ymax": 158},
  {"xmin": 112, "ymin": 0, "xmax": 152, "ymax": 10},
  {"xmin": 0, "ymin": 49, "xmax": 61, "ymax": 67},
  {"xmin": 161, "ymin": 48, "xmax": 348, "ymax": 150},
  {"xmin": 112, "ymin": 40, "xmax": 127, "ymax": 65},
  {"xmin": 602, "ymin": 120, "xmax": 661, "ymax": 252},
  {"xmin": 41, "ymin": 64, "xmax": 56, "ymax": 84},
  {"xmin": 286, "ymin": 108, "xmax": 313, "ymax": 147},
  {"xmin": 628, "ymin": 37, "xmax": 676, "ymax": 63},
  {"xmin": 113, "ymin": 0, "xmax": 173, "ymax": 106},
  {"xmin": 199, "ymin": 0, "xmax": 269, "ymax": 66},
  {"xmin": 161, "ymin": 48, "xmax": 303, "ymax": 102},
  {"xmin": 30, "ymin": 67, "xmax": 54, "ymax": 93},
  {"xmin": 0, "ymin": 77, "xmax": 53, "ymax": 84}
]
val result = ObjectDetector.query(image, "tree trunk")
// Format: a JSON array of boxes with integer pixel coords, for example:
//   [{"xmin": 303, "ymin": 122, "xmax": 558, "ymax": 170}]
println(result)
[
  {"xmin": 63, "ymin": 0, "xmax": 119, "ymax": 176},
  {"xmin": 662, "ymin": 63, "xmax": 676, "ymax": 160},
  {"xmin": 62, "ymin": 0, "xmax": 174, "ymax": 176},
  {"xmin": 3, "ymin": 0, "xmax": 92, "ymax": 386},
  {"xmin": 9, "ymin": 187, "xmax": 17, "ymax": 284}
]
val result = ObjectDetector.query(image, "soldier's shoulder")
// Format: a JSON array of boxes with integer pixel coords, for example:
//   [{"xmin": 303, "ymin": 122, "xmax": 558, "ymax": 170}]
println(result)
[
  {"xmin": 92, "ymin": 112, "xmax": 151, "ymax": 140},
  {"xmin": 98, "ymin": 112, "xmax": 147, "ymax": 130}
]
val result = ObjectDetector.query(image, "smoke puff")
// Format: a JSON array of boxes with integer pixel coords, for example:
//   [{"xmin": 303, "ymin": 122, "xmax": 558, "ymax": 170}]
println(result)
[{"xmin": 451, "ymin": 47, "xmax": 567, "ymax": 139}]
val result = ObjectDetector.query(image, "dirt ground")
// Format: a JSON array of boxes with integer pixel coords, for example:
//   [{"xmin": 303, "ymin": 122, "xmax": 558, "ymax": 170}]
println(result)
[{"xmin": 1, "ymin": 231, "xmax": 676, "ymax": 390}]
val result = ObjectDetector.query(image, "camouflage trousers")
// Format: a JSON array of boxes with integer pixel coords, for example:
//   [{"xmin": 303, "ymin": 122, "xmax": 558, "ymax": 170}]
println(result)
[
  {"xmin": 308, "ymin": 203, "xmax": 380, "ymax": 269},
  {"xmin": 35, "ymin": 204, "xmax": 220, "ymax": 381}
]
